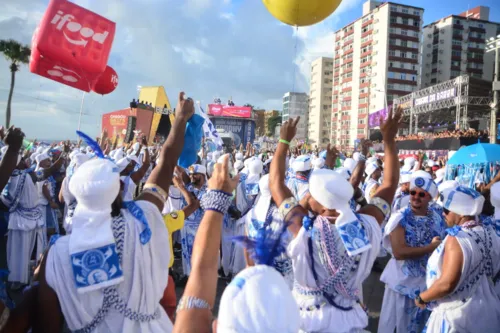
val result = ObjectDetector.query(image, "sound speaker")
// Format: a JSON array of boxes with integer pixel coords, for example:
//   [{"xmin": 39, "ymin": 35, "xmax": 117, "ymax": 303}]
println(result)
[{"xmin": 124, "ymin": 116, "xmax": 137, "ymax": 143}]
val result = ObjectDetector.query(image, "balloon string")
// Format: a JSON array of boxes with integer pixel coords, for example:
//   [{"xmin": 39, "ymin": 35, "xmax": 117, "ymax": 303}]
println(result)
[{"xmin": 292, "ymin": 25, "xmax": 299, "ymax": 94}]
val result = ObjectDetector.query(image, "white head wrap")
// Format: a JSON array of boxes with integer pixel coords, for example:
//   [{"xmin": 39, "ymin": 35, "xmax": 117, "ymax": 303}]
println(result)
[
  {"xmin": 334, "ymin": 167, "xmax": 351, "ymax": 180},
  {"xmin": 189, "ymin": 164, "xmax": 207, "ymax": 178},
  {"xmin": 343, "ymin": 158, "xmax": 357, "ymax": 174},
  {"xmin": 235, "ymin": 152, "xmax": 244, "ymax": 161},
  {"xmin": 410, "ymin": 176, "xmax": 438, "ymax": 198},
  {"xmin": 68, "ymin": 158, "xmax": 124, "ymax": 292},
  {"xmin": 439, "ymin": 185, "xmax": 484, "ymax": 216},
  {"xmin": 292, "ymin": 155, "xmax": 312, "ymax": 173},
  {"xmin": 311, "ymin": 157, "xmax": 325, "ymax": 170},
  {"xmin": 35, "ymin": 153, "xmax": 50, "ymax": 171},
  {"xmin": 248, "ymin": 159, "xmax": 263, "ymax": 176},
  {"xmin": 0, "ymin": 146, "xmax": 23, "ymax": 166},
  {"xmin": 402, "ymin": 157, "xmax": 416, "ymax": 172},
  {"xmin": 436, "ymin": 180, "xmax": 460, "ymax": 206},
  {"xmin": 400, "ymin": 171, "xmax": 412, "ymax": 184},
  {"xmin": 490, "ymin": 182, "xmax": 500, "ymax": 212},
  {"xmin": 234, "ymin": 160, "xmax": 244, "ymax": 171},
  {"xmin": 352, "ymin": 152, "xmax": 360, "ymax": 162},
  {"xmin": 217, "ymin": 265, "xmax": 299, "ymax": 333},
  {"xmin": 434, "ymin": 168, "xmax": 446, "ymax": 184},
  {"xmin": 412, "ymin": 169, "xmax": 433, "ymax": 180},
  {"xmin": 365, "ymin": 162, "xmax": 379, "ymax": 178}
]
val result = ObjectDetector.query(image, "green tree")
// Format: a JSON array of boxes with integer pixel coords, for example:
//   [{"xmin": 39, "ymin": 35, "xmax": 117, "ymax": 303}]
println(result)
[
  {"xmin": 0, "ymin": 39, "xmax": 31, "ymax": 127},
  {"xmin": 267, "ymin": 115, "xmax": 282, "ymax": 136}
]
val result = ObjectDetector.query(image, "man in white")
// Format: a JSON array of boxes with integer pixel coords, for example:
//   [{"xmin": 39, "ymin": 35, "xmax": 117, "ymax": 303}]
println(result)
[
  {"xmin": 286, "ymin": 154, "xmax": 311, "ymax": 201},
  {"xmin": 362, "ymin": 160, "xmax": 381, "ymax": 203},
  {"xmin": 379, "ymin": 174, "xmax": 445, "ymax": 333}
]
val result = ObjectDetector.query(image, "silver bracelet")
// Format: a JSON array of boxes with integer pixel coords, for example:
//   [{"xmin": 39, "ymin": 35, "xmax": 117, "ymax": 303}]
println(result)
[
  {"xmin": 200, "ymin": 190, "xmax": 232, "ymax": 214},
  {"xmin": 369, "ymin": 196, "xmax": 391, "ymax": 218},
  {"xmin": 176, "ymin": 295, "xmax": 211, "ymax": 313},
  {"xmin": 278, "ymin": 197, "xmax": 299, "ymax": 219}
]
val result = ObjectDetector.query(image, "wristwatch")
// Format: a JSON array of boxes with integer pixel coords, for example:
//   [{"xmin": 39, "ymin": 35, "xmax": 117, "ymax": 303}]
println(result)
[{"xmin": 416, "ymin": 295, "xmax": 427, "ymax": 305}]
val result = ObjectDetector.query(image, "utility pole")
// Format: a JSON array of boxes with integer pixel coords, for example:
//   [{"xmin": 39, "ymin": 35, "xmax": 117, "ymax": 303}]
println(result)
[{"xmin": 486, "ymin": 36, "xmax": 500, "ymax": 143}]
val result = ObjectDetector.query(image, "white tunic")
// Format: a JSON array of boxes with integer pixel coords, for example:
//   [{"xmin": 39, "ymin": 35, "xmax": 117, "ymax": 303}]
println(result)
[
  {"xmin": 424, "ymin": 224, "xmax": 500, "ymax": 332},
  {"xmin": 46, "ymin": 201, "xmax": 172, "ymax": 332},
  {"xmin": 289, "ymin": 214, "xmax": 381, "ymax": 333},
  {"xmin": 121, "ymin": 175, "xmax": 137, "ymax": 202}
]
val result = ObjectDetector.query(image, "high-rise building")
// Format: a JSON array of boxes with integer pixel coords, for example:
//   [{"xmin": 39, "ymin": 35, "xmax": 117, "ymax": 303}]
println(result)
[
  {"xmin": 283, "ymin": 92, "xmax": 309, "ymax": 140},
  {"xmin": 331, "ymin": 1, "xmax": 424, "ymax": 149},
  {"xmin": 264, "ymin": 110, "xmax": 281, "ymax": 136},
  {"xmin": 308, "ymin": 57, "xmax": 334, "ymax": 147},
  {"xmin": 421, "ymin": 6, "xmax": 500, "ymax": 88}
]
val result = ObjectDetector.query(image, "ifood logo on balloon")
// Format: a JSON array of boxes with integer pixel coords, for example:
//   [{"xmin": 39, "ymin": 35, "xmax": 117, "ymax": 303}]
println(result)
[{"xmin": 50, "ymin": 10, "xmax": 109, "ymax": 47}]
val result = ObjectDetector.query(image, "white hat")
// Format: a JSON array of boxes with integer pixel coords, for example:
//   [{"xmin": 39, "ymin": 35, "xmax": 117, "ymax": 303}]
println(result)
[
  {"xmin": 490, "ymin": 182, "xmax": 500, "ymax": 210},
  {"xmin": 412, "ymin": 170, "xmax": 433, "ymax": 180},
  {"xmin": 292, "ymin": 155, "xmax": 312, "ymax": 172},
  {"xmin": 309, "ymin": 169, "xmax": 353, "ymax": 210},
  {"xmin": 234, "ymin": 160, "xmax": 244, "ymax": 171},
  {"xmin": 312, "ymin": 157, "xmax": 325, "ymax": 170},
  {"xmin": 439, "ymin": 185, "xmax": 484, "ymax": 216},
  {"xmin": 437, "ymin": 180, "xmax": 460, "ymax": 205},
  {"xmin": 343, "ymin": 158, "xmax": 357, "ymax": 174},
  {"xmin": 217, "ymin": 265, "xmax": 299, "ymax": 333},
  {"xmin": 248, "ymin": 159, "xmax": 263, "ymax": 176},
  {"xmin": 115, "ymin": 157, "xmax": 132, "ymax": 173},
  {"xmin": 427, "ymin": 160, "xmax": 436, "ymax": 167},
  {"xmin": 352, "ymin": 152, "xmax": 360, "ymax": 162},
  {"xmin": 410, "ymin": 176, "xmax": 438, "ymax": 198},
  {"xmin": 334, "ymin": 167, "xmax": 351, "ymax": 180},
  {"xmin": 365, "ymin": 162, "xmax": 379, "ymax": 178},
  {"xmin": 189, "ymin": 164, "xmax": 207, "ymax": 178},
  {"xmin": 434, "ymin": 168, "xmax": 446, "ymax": 184},
  {"xmin": 400, "ymin": 171, "xmax": 412, "ymax": 184},
  {"xmin": 235, "ymin": 152, "xmax": 244, "ymax": 161},
  {"xmin": 127, "ymin": 155, "xmax": 140, "ymax": 165}
]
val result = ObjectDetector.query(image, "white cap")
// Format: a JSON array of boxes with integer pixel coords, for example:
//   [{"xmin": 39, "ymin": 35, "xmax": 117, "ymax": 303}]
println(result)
[
  {"xmin": 400, "ymin": 172, "xmax": 412, "ymax": 184},
  {"xmin": 309, "ymin": 169, "xmax": 353, "ymax": 210},
  {"xmin": 343, "ymin": 158, "xmax": 357, "ymax": 174},
  {"xmin": 292, "ymin": 155, "xmax": 312, "ymax": 172},
  {"xmin": 410, "ymin": 176, "xmax": 438, "ymax": 198}
]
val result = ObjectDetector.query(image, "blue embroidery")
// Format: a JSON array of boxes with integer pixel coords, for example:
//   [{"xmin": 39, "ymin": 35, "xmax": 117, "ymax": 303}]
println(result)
[
  {"xmin": 455, "ymin": 186, "xmax": 481, "ymax": 199},
  {"xmin": 303, "ymin": 216, "xmax": 314, "ymax": 231},
  {"xmin": 414, "ymin": 177, "xmax": 425, "ymax": 187},
  {"xmin": 337, "ymin": 217, "xmax": 370, "ymax": 254},
  {"xmin": 446, "ymin": 225, "xmax": 461, "ymax": 236},
  {"xmin": 231, "ymin": 277, "xmax": 246, "ymax": 289},
  {"xmin": 245, "ymin": 183, "xmax": 259, "ymax": 196},
  {"xmin": 71, "ymin": 244, "xmax": 123, "ymax": 289},
  {"xmin": 123, "ymin": 201, "xmax": 151, "ymax": 245}
]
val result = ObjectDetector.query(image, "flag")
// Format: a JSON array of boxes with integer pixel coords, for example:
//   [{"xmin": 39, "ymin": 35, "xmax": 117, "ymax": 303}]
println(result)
[{"xmin": 199, "ymin": 105, "xmax": 223, "ymax": 150}]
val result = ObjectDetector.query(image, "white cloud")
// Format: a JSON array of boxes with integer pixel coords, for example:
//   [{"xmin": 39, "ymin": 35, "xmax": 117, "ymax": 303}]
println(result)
[{"xmin": 220, "ymin": 12, "xmax": 234, "ymax": 20}]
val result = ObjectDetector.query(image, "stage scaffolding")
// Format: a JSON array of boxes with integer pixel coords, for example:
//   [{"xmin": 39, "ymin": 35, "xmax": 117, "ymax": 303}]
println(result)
[{"xmin": 394, "ymin": 75, "xmax": 492, "ymax": 134}]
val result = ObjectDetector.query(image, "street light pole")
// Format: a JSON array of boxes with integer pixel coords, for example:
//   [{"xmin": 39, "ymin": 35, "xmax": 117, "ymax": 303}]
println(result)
[{"xmin": 486, "ymin": 36, "xmax": 500, "ymax": 143}]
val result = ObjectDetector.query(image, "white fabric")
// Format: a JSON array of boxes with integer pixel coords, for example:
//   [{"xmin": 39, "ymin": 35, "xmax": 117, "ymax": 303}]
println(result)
[
  {"xmin": 410, "ymin": 175, "xmax": 438, "ymax": 198},
  {"xmin": 189, "ymin": 164, "xmax": 207, "ymax": 178},
  {"xmin": 46, "ymin": 201, "xmax": 172, "ymax": 332},
  {"xmin": 289, "ymin": 215, "xmax": 382, "ymax": 333},
  {"xmin": 400, "ymin": 172, "xmax": 411, "ymax": 184},
  {"xmin": 35, "ymin": 153, "xmax": 50, "ymax": 171},
  {"xmin": 217, "ymin": 265, "xmax": 299, "ymax": 333},
  {"xmin": 363, "ymin": 179, "xmax": 379, "ymax": 203},
  {"xmin": 312, "ymin": 157, "xmax": 325, "ymax": 169},
  {"xmin": 7, "ymin": 228, "xmax": 46, "ymax": 284},
  {"xmin": 248, "ymin": 159, "xmax": 263, "ymax": 176},
  {"xmin": 343, "ymin": 158, "xmax": 357, "ymax": 174},
  {"xmin": 439, "ymin": 186, "xmax": 484, "ymax": 216},
  {"xmin": 121, "ymin": 175, "xmax": 137, "ymax": 202},
  {"xmin": 425, "ymin": 226, "xmax": 500, "ymax": 332},
  {"xmin": 434, "ymin": 168, "xmax": 446, "ymax": 184},
  {"xmin": 309, "ymin": 169, "xmax": 353, "ymax": 210},
  {"xmin": 235, "ymin": 152, "xmax": 244, "ymax": 161},
  {"xmin": 365, "ymin": 162, "xmax": 379, "ymax": 178},
  {"xmin": 234, "ymin": 160, "xmax": 244, "ymax": 171},
  {"xmin": 438, "ymin": 180, "xmax": 459, "ymax": 195},
  {"xmin": 490, "ymin": 182, "xmax": 500, "ymax": 209},
  {"xmin": 292, "ymin": 155, "xmax": 312, "ymax": 172},
  {"xmin": 334, "ymin": 167, "xmax": 351, "ymax": 180}
]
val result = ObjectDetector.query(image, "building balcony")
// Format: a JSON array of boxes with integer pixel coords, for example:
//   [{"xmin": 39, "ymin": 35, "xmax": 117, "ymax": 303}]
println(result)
[
  {"xmin": 341, "ymin": 115, "xmax": 350, "ymax": 120},
  {"xmin": 389, "ymin": 33, "xmax": 419, "ymax": 43},
  {"xmin": 469, "ymin": 26, "xmax": 486, "ymax": 33},
  {"xmin": 342, "ymin": 77, "xmax": 353, "ymax": 83},
  {"xmin": 361, "ymin": 40, "xmax": 373, "ymax": 48},
  {"xmin": 359, "ymin": 92, "xmax": 369, "ymax": 98},
  {"xmin": 344, "ymin": 48, "xmax": 354, "ymax": 55},
  {"xmin": 392, "ymin": 12, "xmax": 421, "ymax": 21},
  {"xmin": 467, "ymin": 47, "xmax": 484, "ymax": 53},
  {"xmin": 360, "ymin": 61, "xmax": 372, "ymax": 68},
  {"xmin": 451, "ymin": 55, "xmax": 462, "ymax": 61},
  {"xmin": 344, "ymin": 57, "xmax": 354, "ymax": 64},
  {"xmin": 360, "ymin": 82, "xmax": 370, "ymax": 89},
  {"xmin": 342, "ymin": 86, "xmax": 352, "ymax": 93},
  {"xmin": 362, "ymin": 18, "xmax": 374, "ymax": 28},
  {"xmin": 466, "ymin": 68, "xmax": 483, "ymax": 75},
  {"xmin": 388, "ymin": 56, "xmax": 418, "ymax": 64},
  {"xmin": 358, "ymin": 102, "xmax": 368, "ymax": 108},
  {"xmin": 358, "ymin": 113, "xmax": 368, "ymax": 118},
  {"xmin": 360, "ymin": 50, "xmax": 373, "ymax": 58},
  {"xmin": 452, "ymin": 45, "xmax": 462, "ymax": 50},
  {"xmin": 343, "ymin": 29, "xmax": 354, "ymax": 38},
  {"xmin": 357, "ymin": 124, "xmax": 367, "ymax": 129},
  {"xmin": 361, "ymin": 30, "xmax": 373, "ymax": 39},
  {"xmin": 343, "ymin": 39, "xmax": 354, "ymax": 47},
  {"xmin": 387, "ymin": 78, "xmax": 417, "ymax": 86},
  {"xmin": 467, "ymin": 56, "xmax": 484, "ymax": 64},
  {"xmin": 390, "ymin": 44, "xmax": 419, "ymax": 53},
  {"xmin": 388, "ymin": 67, "xmax": 418, "ymax": 75},
  {"xmin": 451, "ymin": 65, "xmax": 461, "ymax": 71},
  {"xmin": 453, "ymin": 24, "xmax": 464, "ymax": 30},
  {"xmin": 389, "ymin": 22, "xmax": 420, "ymax": 32},
  {"xmin": 468, "ymin": 37, "xmax": 485, "ymax": 43},
  {"xmin": 341, "ymin": 106, "xmax": 351, "ymax": 111},
  {"xmin": 452, "ymin": 34, "xmax": 462, "ymax": 40}
]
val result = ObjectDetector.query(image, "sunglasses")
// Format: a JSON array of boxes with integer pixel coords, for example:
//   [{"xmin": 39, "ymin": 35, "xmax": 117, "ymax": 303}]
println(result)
[{"xmin": 410, "ymin": 190, "xmax": 426, "ymax": 198}]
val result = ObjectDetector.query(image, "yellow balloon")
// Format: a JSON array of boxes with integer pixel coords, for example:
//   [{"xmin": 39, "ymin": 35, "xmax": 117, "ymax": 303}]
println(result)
[{"xmin": 262, "ymin": 0, "xmax": 342, "ymax": 27}]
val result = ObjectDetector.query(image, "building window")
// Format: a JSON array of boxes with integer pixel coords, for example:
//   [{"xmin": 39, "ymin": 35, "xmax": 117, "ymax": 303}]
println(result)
[
  {"xmin": 390, "ymin": 5, "xmax": 398, "ymax": 12},
  {"xmin": 388, "ymin": 72, "xmax": 395, "ymax": 78},
  {"xmin": 412, "ymin": 31, "xmax": 419, "ymax": 37},
  {"xmin": 401, "ymin": 30, "xmax": 408, "ymax": 36},
  {"xmin": 400, "ymin": 73, "xmax": 406, "ymax": 80},
  {"xmin": 452, "ymin": 50, "xmax": 461, "ymax": 57},
  {"xmin": 401, "ymin": 40, "xmax": 408, "ymax": 47},
  {"xmin": 413, "ymin": 10, "xmax": 419, "ymax": 15},
  {"xmin": 402, "ymin": 18, "xmax": 409, "ymax": 25},
  {"xmin": 411, "ymin": 53, "xmax": 418, "ymax": 59},
  {"xmin": 358, "ymin": 119, "xmax": 366, "ymax": 124},
  {"xmin": 401, "ymin": 52, "xmax": 407, "ymax": 58},
  {"xmin": 452, "ymin": 40, "xmax": 462, "ymax": 46},
  {"xmin": 402, "ymin": 8, "xmax": 409, "ymax": 13},
  {"xmin": 389, "ymin": 50, "xmax": 396, "ymax": 56},
  {"xmin": 390, "ymin": 17, "xmax": 397, "ymax": 24}
]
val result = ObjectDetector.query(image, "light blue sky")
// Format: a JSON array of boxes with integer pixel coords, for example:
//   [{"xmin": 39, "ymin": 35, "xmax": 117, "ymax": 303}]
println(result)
[{"xmin": 0, "ymin": 0, "xmax": 499, "ymax": 139}]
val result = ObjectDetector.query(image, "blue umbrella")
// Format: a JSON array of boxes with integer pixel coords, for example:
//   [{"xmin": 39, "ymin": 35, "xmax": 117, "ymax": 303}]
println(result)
[{"xmin": 447, "ymin": 143, "xmax": 500, "ymax": 165}]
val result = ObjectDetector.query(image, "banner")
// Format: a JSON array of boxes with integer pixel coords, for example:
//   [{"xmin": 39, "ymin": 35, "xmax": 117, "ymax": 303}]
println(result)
[
  {"xmin": 368, "ymin": 107, "xmax": 390, "ymax": 128},
  {"xmin": 208, "ymin": 104, "xmax": 252, "ymax": 118},
  {"xmin": 211, "ymin": 117, "xmax": 256, "ymax": 147}
]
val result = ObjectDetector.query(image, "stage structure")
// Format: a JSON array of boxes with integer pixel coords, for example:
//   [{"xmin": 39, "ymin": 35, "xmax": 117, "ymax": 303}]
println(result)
[{"xmin": 394, "ymin": 75, "xmax": 493, "ymax": 134}]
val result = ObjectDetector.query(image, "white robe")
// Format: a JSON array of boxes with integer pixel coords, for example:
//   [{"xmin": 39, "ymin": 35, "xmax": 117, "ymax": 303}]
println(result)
[
  {"xmin": 289, "ymin": 214, "xmax": 381, "ymax": 333},
  {"xmin": 46, "ymin": 200, "xmax": 172, "ymax": 332},
  {"xmin": 424, "ymin": 225, "xmax": 500, "ymax": 332}
]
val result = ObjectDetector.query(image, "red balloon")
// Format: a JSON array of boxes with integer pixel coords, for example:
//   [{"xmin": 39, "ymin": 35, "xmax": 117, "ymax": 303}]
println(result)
[{"xmin": 92, "ymin": 65, "xmax": 118, "ymax": 95}]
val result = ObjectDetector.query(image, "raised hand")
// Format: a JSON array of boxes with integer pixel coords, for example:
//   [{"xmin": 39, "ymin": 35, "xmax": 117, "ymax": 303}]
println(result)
[
  {"xmin": 208, "ymin": 154, "xmax": 240, "ymax": 193},
  {"xmin": 176, "ymin": 92, "xmax": 195, "ymax": 121},
  {"xmin": 380, "ymin": 105, "xmax": 402, "ymax": 142},
  {"xmin": 172, "ymin": 173, "xmax": 185, "ymax": 190},
  {"xmin": 141, "ymin": 135, "xmax": 148, "ymax": 146},
  {"xmin": 4, "ymin": 126, "xmax": 25, "ymax": 152},
  {"xmin": 280, "ymin": 117, "xmax": 300, "ymax": 143},
  {"xmin": 360, "ymin": 139, "xmax": 372, "ymax": 157},
  {"xmin": 325, "ymin": 143, "xmax": 338, "ymax": 169}
]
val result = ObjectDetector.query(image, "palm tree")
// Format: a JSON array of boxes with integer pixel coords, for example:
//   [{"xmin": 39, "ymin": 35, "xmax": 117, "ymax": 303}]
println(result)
[{"xmin": 0, "ymin": 39, "xmax": 31, "ymax": 127}]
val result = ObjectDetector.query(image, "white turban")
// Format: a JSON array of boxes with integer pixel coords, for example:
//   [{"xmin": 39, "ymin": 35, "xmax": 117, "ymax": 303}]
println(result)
[
  {"xmin": 234, "ymin": 160, "xmax": 244, "ymax": 171},
  {"xmin": 309, "ymin": 169, "xmax": 353, "ymax": 210},
  {"xmin": 400, "ymin": 172, "xmax": 412, "ymax": 184},
  {"xmin": 343, "ymin": 158, "xmax": 357, "ymax": 174},
  {"xmin": 248, "ymin": 159, "xmax": 263, "ymax": 176},
  {"xmin": 410, "ymin": 175, "xmax": 438, "ymax": 198},
  {"xmin": 235, "ymin": 152, "xmax": 244, "ymax": 161},
  {"xmin": 217, "ymin": 265, "xmax": 299, "ymax": 333},
  {"xmin": 312, "ymin": 157, "xmax": 325, "ymax": 170},
  {"xmin": 35, "ymin": 153, "xmax": 50, "ymax": 171},
  {"xmin": 334, "ymin": 167, "xmax": 351, "ymax": 180},
  {"xmin": 434, "ymin": 168, "xmax": 446, "ymax": 184},
  {"xmin": 490, "ymin": 182, "xmax": 500, "ymax": 210},
  {"xmin": 439, "ymin": 185, "xmax": 484, "ymax": 216},
  {"xmin": 365, "ymin": 162, "xmax": 379, "ymax": 178},
  {"xmin": 412, "ymin": 170, "xmax": 433, "ymax": 180},
  {"xmin": 189, "ymin": 164, "xmax": 207, "ymax": 178},
  {"xmin": 292, "ymin": 155, "xmax": 312, "ymax": 172},
  {"xmin": 437, "ymin": 180, "xmax": 460, "ymax": 206}
]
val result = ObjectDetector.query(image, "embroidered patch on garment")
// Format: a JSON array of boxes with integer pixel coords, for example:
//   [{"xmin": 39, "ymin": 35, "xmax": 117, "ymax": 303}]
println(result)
[
  {"xmin": 71, "ymin": 244, "xmax": 123, "ymax": 291},
  {"xmin": 245, "ymin": 183, "xmax": 260, "ymax": 196},
  {"xmin": 336, "ymin": 219, "xmax": 371, "ymax": 256}
]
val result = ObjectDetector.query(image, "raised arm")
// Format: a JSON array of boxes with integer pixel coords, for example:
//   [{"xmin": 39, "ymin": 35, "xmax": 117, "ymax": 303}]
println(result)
[
  {"xmin": 130, "ymin": 136, "xmax": 151, "ymax": 184},
  {"xmin": 269, "ymin": 117, "xmax": 307, "ymax": 237},
  {"xmin": 324, "ymin": 144, "xmax": 338, "ymax": 170},
  {"xmin": 358, "ymin": 106, "xmax": 402, "ymax": 224},
  {"xmin": 173, "ymin": 174, "xmax": 200, "ymax": 217},
  {"xmin": 0, "ymin": 127, "xmax": 24, "ymax": 191},
  {"xmin": 139, "ymin": 92, "xmax": 194, "ymax": 211},
  {"xmin": 350, "ymin": 140, "xmax": 369, "ymax": 188},
  {"xmin": 173, "ymin": 155, "xmax": 239, "ymax": 333}
]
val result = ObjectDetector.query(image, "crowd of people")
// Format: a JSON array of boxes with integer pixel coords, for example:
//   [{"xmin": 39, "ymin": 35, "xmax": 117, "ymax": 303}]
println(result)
[
  {"xmin": 0, "ymin": 93, "xmax": 498, "ymax": 333},
  {"xmin": 395, "ymin": 128, "xmax": 489, "ymax": 141}
]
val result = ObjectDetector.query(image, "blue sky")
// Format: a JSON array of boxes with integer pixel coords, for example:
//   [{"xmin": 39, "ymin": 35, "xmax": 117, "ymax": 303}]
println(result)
[{"xmin": 0, "ymin": 0, "xmax": 499, "ymax": 139}]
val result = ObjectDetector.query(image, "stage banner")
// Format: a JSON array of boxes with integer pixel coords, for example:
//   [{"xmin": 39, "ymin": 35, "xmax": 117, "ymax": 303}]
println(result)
[
  {"xmin": 368, "ymin": 107, "xmax": 390, "ymax": 128},
  {"xmin": 208, "ymin": 104, "xmax": 252, "ymax": 118}
]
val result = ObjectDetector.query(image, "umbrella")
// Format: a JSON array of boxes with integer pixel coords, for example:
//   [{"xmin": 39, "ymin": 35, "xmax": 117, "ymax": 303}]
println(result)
[{"xmin": 447, "ymin": 142, "xmax": 500, "ymax": 165}]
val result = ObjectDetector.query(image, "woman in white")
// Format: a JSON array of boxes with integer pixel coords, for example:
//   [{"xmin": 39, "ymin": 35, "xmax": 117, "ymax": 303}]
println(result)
[{"xmin": 417, "ymin": 185, "xmax": 500, "ymax": 332}]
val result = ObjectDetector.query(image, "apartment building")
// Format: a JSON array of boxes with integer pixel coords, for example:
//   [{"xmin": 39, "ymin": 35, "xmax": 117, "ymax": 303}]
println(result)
[
  {"xmin": 421, "ymin": 6, "xmax": 500, "ymax": 87},
  {"xmin": 283, "ymin": 92, "xmax": 309, "ymax": 140},
  {"xmin": 308, "ymin": 57, "xmax": 334, "ymax": 147},
  {"xmin": 331, "ymin": 0, "xmax": 424, "ymax": 148}
]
